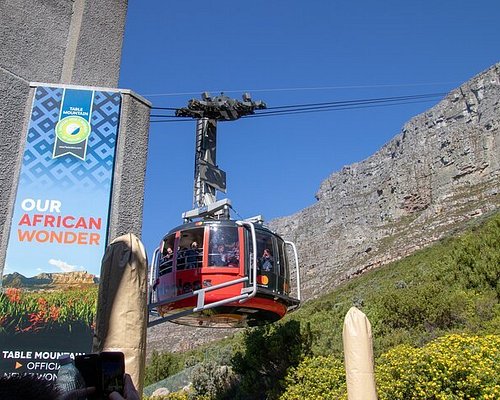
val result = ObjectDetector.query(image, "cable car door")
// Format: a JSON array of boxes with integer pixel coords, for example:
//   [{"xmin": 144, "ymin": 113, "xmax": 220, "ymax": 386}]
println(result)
[{"xmin": 253, "ymin": 230, "xmax": 278, "ymax": 292}]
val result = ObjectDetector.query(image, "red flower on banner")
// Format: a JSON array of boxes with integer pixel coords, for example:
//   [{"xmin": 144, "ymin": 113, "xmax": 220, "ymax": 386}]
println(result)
[
  {"xmin": 18, "ymin": 310, "xmax": 46, "ymax": 332},
  {"xmin": 5, "ymin": 288, "xmax": 21, "ymax": 303},
  {"xmin": 49, "ymin": 305, "xmax": 61, "ymax": 321},
  {"xmin": 37, "ymin": 297, "xmax": 48, "ymax": 309}
]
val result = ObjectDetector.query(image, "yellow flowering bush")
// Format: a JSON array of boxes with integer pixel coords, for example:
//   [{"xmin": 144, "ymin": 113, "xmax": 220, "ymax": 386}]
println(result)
[
  {"xmin": 279, "ymin": 355, "xmax": 347, "ymax": 400},
  {"xmin": 376, "ymin": 334, "xmax": 500, "ymax": 399},
  {"xmin": 279, "ymin": 334, "xmax": 500, "ymax": 400},
  {"xmin": 144, "ymin": 391, "xmax": 191, "ymax": 400}
]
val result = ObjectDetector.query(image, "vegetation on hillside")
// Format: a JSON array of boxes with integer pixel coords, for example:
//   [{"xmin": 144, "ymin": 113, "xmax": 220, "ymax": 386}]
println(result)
[{"xmin": 145, "ymin": 212, "xmax": 500, "ymax": 399}]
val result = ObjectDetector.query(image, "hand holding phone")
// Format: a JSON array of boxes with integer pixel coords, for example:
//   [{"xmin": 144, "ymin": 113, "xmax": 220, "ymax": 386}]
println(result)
[
  {"xmin": 75, "ymin": 354, "xmax": 100, "ymax": 400},
  {"xmin": 100, "ymin": 352, "xmax": 125, "ymax": 397},
  {"xmin": 75, "ymin": 351, "xmax": 126, "ymax": 400},
  {"xmin": 108, "ymin": 374, "xmax": 140, "ymax": 400}
]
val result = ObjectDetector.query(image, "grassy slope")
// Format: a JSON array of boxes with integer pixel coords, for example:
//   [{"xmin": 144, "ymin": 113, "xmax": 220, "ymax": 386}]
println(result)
[{"xmin": 287, "ymin": 210, "xmax": 500, "ymax": 358}]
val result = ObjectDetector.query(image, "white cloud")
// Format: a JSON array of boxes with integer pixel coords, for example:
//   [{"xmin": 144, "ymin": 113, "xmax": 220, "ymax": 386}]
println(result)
[{"xmin": 48, "ymin": 259, "xmax": 83, "ymax": 273}]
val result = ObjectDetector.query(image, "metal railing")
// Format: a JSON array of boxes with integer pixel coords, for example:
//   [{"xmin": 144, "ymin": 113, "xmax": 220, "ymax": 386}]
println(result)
[{"xmin": 285, "ymin": 240, "xmax": 301, "ymax": 311}]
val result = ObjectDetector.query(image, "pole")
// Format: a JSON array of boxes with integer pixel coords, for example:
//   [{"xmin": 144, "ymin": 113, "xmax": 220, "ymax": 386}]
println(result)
[
  {"xmin": 343, "ymin": 306, "xmax": 378, "ymax": 400},
  {"xmin": 93, "ymin": 233, "xmax": 148, "ymax": 395},
  {"xmin": 193, "ymin": 118, "xmax": 218, "ymax": 208}
]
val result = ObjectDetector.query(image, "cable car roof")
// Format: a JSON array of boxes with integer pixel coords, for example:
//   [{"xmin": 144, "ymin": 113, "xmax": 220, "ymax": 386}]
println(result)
[{"xmin": 161, "ymin": 217, "xmax": 283, "ymax": 241}]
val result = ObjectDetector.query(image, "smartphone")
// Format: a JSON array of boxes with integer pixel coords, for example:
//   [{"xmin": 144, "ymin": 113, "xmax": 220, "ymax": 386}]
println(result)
[
  {"xmin": 100, "ymin": 351, "xmax": 125, "ymax": 397},
  {"xmin": 75, "ymin": 353, "xmax": 101, "ymax": 399}
]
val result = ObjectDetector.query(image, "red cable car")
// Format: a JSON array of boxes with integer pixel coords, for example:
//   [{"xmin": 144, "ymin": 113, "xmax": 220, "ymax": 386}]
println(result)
[
  {"xmin": 148, "ymin": 200, "xmax": 301, "ymax": 328},
  {"xmin": 147, "ymin": 93, "xmax": 301, "ymax": 328}
]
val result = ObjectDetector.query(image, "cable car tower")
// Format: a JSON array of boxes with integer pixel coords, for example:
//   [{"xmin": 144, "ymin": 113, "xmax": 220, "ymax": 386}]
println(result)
[
  {"xmin": 148, "ymin": 93, "xmax": 301, "ymax": 328},
  {"xmin": 177, "ymin": 92, "xmax": 266, "ymax": 219}
]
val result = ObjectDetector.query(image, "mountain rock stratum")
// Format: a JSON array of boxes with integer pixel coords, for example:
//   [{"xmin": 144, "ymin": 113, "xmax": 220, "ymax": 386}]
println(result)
[{"xmin": 270, "ymin": 63, "xmax": 500, "ymax": 300}]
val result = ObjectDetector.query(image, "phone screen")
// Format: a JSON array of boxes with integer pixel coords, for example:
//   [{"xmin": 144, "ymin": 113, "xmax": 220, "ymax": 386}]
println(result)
[
  {"xmin": 75, "ymin": 353, "xmax": 101, "ymax": 399},
  {"xmin": 100, "ymin": 351, "xmax": 125, "ymax": 396}
]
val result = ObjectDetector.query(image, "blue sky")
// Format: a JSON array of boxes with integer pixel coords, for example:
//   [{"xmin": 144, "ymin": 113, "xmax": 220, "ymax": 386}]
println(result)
[{"xmin": 118, "ymin": 0, "xmax": 499, "ymax": 257}]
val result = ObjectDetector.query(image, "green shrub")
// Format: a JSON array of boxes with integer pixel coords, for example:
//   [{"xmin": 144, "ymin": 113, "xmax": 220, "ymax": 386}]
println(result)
[
  {"xmin": 191, "ymin": 361, "xmax": 236, "ymax": 399},
  {"xmin": 144, "ymin": 391, "xmax": 191, "ymax": 400},
  {"xmin": 279, "ymin": 355, "xmax": 346, "ymax": 400},
  {"xmin": 376, "ymin": 281, "xmax": 468, "ymax": 332},
  {"xmin": 231, "ymin": 320, "xmax": 312, "ymax": 399},
  {"xmin": 452, "ymin": 215, "xmax": 500, "ymax": 298},
  {"xmin": 145, "ymin": 350, "xmax": 184, "ymax": 386}
]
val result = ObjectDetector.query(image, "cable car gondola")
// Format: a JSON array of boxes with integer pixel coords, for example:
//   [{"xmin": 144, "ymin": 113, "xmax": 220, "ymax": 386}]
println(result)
[
  {"xmin": 147, "ymin": 93, "xmax": 301, "ymax": 328},
  {"xmin": 148, "ymin": 200, "xmax": 300, "ymax": 328}
]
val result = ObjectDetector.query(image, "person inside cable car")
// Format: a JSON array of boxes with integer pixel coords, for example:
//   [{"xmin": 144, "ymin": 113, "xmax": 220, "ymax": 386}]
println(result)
[
  {"xmin": 162, "ymin": 247, "xmax": 173, "ymax": 262},
  {"xmin": 259, "ymin": 248, "xmax": 274, "ymax": 272},
  {"xmin": 226, "ymin": 242, "xmax": 239, "ymax": 267},
  {"xmin": 182, "ymin": 281, "xmax": 193, "ymax": 293},
  {"xmin": 159, "ymin": 247, "xmax": 174, "ymax": 276},
  {"xmin": 177, "ymin": 246, "xmax": 187, "ymax": 270},
  {"xmin": 186, "ymin": 241, "xmax": 201, "ymax": 269},
  {"xmin": 211, "ymin": 243, "xmax": 235, "ymax": 266}
]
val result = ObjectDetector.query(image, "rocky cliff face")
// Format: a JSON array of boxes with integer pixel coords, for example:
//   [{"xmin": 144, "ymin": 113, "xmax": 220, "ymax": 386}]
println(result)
[
  {"xmin": 270, "ymin": 63, "xmax": 500, "ymax": 300},
  {"xmin": 147, "ymin": 64, "xmax": 499, "ymax": 354}
]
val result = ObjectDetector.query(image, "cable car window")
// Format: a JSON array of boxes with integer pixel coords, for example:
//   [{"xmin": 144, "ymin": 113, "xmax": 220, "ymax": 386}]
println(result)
[
  {"xmin": 177, "ymin": 228, "xmax": 204, "ymax": 270},
  {"xmin": 209, "ymin": 225, "xmax": 239, "ymax": 267},
  {"xmin": 277, "ymin": 239, "xmax": 286, "ymax": 277},
  {"xmin": 256, "ymin": 232, "xmax": 275, "ymax": 273},
  {"xmin": 159, "ymin": 234, "xmax": 175, "ymax": 276},
  {"xmin": 276, "ymin": 238, "xmax": 289, "ymax": 295}
]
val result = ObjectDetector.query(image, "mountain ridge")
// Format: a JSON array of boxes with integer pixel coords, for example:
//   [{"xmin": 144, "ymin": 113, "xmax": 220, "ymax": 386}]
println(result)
[
  {"xmin": 270, "ymin": 62, "xmax": 500, "ymax": 299},
  {"xmin": 2, "ymin": 270, "xmax": 98, "ymax": 288}
]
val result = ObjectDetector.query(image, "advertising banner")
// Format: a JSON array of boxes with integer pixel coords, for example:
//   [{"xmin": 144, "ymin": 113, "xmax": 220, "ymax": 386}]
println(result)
[{"xmin": 1, "ymin": 85, "xmax": 122, "ymax": 379}]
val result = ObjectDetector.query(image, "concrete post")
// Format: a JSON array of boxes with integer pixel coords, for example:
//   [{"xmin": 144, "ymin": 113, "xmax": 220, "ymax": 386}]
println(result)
[{"xmin": 0, "ymin": 0, "xmax": 151, "ymax": 280}]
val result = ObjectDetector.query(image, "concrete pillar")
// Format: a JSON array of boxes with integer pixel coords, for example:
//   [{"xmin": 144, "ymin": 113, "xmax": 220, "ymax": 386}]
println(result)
[{"xmin": 0, "ymin": 0, "xmax": 150, "ymax": 279}]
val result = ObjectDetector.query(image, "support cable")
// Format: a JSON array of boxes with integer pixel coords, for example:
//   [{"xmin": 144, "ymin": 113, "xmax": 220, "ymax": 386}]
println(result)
[{"xmin": 150, "ymin": 92, "xmax": 445, "ymax": 123}]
